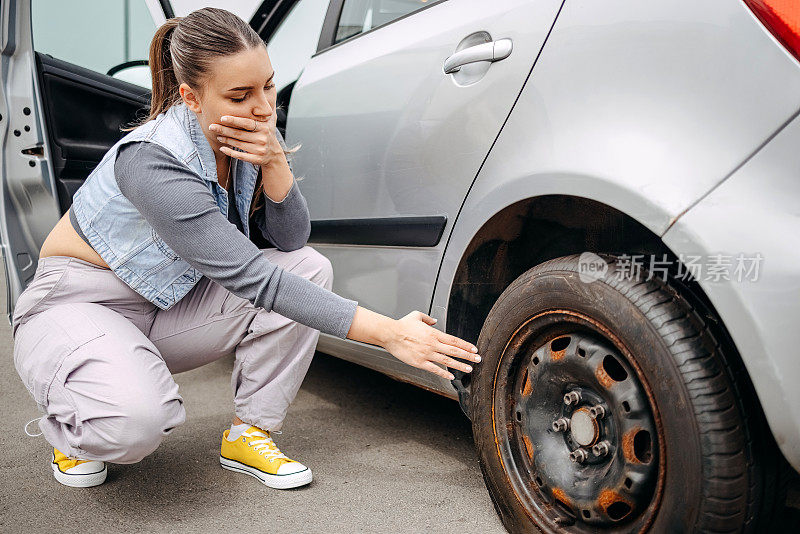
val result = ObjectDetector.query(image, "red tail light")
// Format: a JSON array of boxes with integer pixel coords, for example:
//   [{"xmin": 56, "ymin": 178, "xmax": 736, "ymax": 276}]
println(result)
[{"xmin": 744, "ymin": 0, "xmax": 800, "ymax": 62}]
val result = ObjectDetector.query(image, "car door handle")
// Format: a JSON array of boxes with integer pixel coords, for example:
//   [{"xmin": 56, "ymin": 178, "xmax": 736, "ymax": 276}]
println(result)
[{"xmin": 443, "ymin": 38, "xmax": 513, "ymax": 74}]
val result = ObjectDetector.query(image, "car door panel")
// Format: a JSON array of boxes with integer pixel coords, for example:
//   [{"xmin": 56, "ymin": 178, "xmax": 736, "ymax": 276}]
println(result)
[
  {"xmin": 2, "ymin": 0, "xmax": 61, "ymax": 317},
  {"xmin": 1, "ymin": 0, "xmax": 152, "ymax": 321},
  {"xmin": 288, "ymin": 0, "xmax": 565, "ymax": 319},
  {"xmin": 37, "ymin": 53, "xmax": 149, "ymax": 213}
]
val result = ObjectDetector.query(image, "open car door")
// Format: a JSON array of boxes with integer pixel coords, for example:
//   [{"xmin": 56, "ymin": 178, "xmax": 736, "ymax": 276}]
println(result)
[{"xmin": 0, "ymin": 0, "xmax": 172, "ymax": 323}]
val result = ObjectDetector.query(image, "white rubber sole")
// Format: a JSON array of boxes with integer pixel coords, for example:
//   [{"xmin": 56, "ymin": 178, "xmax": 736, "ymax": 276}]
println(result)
[
  {"xmin": 51, "ymin": 460, "xmax": 107, "ymax": 488},
  {"xmin": 219, "ymin": 455, "xmax": 312, "ymax": 489}
]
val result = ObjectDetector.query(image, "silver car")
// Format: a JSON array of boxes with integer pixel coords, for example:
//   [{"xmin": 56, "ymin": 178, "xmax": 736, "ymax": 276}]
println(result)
[{"xmin": 2, "ymin": 0, "xmax": 799, "ymax": 531}]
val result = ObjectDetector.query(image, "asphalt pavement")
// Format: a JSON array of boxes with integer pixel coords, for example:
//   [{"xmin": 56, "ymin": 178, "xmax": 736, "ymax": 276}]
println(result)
[
  {"xmin": 0, "ymin": 266, "xmax": 506, "ymax": 534},
  {"xmin": 3, "ymin": 264, "xmax": 799, "ymax": 533}
]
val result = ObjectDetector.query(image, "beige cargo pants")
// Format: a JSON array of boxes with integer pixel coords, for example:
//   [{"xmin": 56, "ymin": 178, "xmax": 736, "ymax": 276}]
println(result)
[{"xmin": 12, "ymin": 246, "xmax": 332, "ymax": 464}]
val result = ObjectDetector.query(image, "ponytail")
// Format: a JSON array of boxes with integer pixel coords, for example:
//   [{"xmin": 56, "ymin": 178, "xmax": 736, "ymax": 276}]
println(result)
[
  {"xmin": 148, "ymin": 18, "xmax": 182, "ymax": 121},
  {"xmin": 122, "ymin": 18, "xmax": 182, "ymax": 131}
]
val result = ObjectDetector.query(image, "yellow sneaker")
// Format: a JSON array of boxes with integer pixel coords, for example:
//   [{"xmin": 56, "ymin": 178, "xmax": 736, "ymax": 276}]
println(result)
[
  {"xmin": 51, "ymin": 447, "xmax": 107, "ymax": 487},
  {"xmin": 220, "ymin": 426, "xmax": 312, "ymax": 489}
]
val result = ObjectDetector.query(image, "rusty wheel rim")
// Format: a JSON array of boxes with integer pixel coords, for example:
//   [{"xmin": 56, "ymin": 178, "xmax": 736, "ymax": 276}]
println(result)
[{"xmin": 491, "ymin": 310, "xmax": 665, "ymax": 532}]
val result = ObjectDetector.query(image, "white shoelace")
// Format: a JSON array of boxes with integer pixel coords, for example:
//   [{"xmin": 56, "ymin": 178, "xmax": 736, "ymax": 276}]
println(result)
[
  {"xmin": 242, "ymin": 429, "xmax": 289, "ymax": 462},
  {"xmin": 24, "ymin": 416, "xmax": 44, "ymax": 437},
  {"xmin": 24, "ymin": 415, "xmax": 95, "ymax": 463}
]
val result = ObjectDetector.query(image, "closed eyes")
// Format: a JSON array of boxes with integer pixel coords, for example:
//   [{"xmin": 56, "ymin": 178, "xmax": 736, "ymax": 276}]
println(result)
[{"xmin": 231, "ymin": 83, "xmax": 275, "ymax": 103}]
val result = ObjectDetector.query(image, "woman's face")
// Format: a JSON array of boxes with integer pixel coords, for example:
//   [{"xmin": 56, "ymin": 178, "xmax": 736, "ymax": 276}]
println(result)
[{"xmin": 179, "ymin": 44, "xmax": 277, "ymax": 156}]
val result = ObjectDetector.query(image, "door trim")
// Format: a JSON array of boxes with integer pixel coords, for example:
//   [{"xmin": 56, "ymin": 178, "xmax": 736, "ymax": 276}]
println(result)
[
  {"xmin": 250, "ymin": 0, "xmax": 301, "ymax": 41},
  {"xmin": 309, "ymin": 215, "xmax": 447, "ymax": 247}
]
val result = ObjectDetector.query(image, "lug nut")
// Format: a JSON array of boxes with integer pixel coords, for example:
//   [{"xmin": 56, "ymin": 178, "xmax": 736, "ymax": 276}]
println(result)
[
  {"xmin": 552, "ymin": 418, "xmax": 570, "ymax": 432},
  {"xmin": 588, "ymin": 405, "xmax": 606, "ymax": 419},
  {"xmin": 563, "ymin": 391, "xmax": 581, "ymax": 406},
  {"xmin": 569, "ymin": 448, "xmax": 589, "ymax": 463},
  {"xmin": 592, "ymin": 440, "xmax": 611, "ymax": 457}
]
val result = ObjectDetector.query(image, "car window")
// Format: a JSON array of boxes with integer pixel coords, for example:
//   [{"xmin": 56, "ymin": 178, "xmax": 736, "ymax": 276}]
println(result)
[
  {"xmin": 32, "ymin": 0, "xmax": 159, "ymax": 88},
  {"xmin": 334, "ymin": 0, "xmax": 443, "ymax": 44},
  {"xmin": 266, "ymin": 0, "xmax": 330, "ymax": 93}
]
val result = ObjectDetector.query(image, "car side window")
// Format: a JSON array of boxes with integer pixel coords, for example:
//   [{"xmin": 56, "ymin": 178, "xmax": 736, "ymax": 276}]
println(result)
[
  {"xmin": 334, "ymin": 0, "xmax": 443, "ymax": 44},
  {"xmin": 31, "ymin": 0, "xmax": 159, "ymax": 88},
  {"xmin": 266, "ymin": 0, "xmax": 330, "ymax": 94}
]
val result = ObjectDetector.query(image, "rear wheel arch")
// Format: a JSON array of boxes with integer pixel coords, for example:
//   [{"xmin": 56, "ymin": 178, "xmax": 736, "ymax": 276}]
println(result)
[
  {"xmin": 445, "ymin": 195, "xmax": 671, "ymax": 384},
  {"xmin": 444, "ymin": 194, "xmax": 783, "ymax": 463}
]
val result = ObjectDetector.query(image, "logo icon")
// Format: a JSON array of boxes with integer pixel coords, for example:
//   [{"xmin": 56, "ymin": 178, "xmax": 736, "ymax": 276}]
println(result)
[{"xmin": 578, "ymin": 252, "xmax": 608, "ymax": 283}]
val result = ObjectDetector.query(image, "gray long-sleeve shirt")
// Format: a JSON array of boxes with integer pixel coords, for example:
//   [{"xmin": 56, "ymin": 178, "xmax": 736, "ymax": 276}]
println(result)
[{"xmin": 68, "ymin": 140, "xmax": 358, "ymax": 338}]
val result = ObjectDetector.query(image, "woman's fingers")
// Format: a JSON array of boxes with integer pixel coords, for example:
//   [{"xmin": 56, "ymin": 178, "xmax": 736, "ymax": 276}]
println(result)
[
  {"xmin": 217, "ymin": 135, "xmax": 265, "ymax": 155},
  {"xmin": 437, "ymin": 331, "xmax": 478, "ymax": 354},
  {"xmin": 420, "ymin": 312, "xmax": 437, "ymax": 326},
  {"xmin": 420, "ymin": 361, "xmax": 455, "ymax": 381},
  {"xmin": 220, "ymin": 115, "xmax": 264, "ymax": 132},
  {"xmin": 406, "ymin": 310, "xmax": 436, "ymax": 325},
  {"xmin": 219, "ymin": 145, "xmax": 260, "ymax": 164},
  {"xmin": 210, "ymin": 123, "xmax": 260, "ymax": 141},
  {"xmin": 436, "ymin": 341, "xmax": 481, "ymax": 364},
  {"xmin": 390, "ymin": 310, "xmax": 481, "ymax": 381},
  {"xmin": 415, "ymin": 342, "xmax": 478, "ymax": 378},
  {"xmin": 432, "ymin": 352, "xmax": 473, "ymax": 373}
]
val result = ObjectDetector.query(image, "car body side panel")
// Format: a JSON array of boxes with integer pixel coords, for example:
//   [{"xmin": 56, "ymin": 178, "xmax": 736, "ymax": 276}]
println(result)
[
  {"xmin": 662, "ymin": 112, "xmax": 800, "ymax": 470},
  {"xmin": 288, "ymin": 0, "xmax": 564, "ymax": 320}
]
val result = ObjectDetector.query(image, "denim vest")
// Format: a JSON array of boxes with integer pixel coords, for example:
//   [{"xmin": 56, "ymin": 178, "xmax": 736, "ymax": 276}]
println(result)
[{"xmin": 71, "ymin": 101, "xmax": 269, "ymax": 310}]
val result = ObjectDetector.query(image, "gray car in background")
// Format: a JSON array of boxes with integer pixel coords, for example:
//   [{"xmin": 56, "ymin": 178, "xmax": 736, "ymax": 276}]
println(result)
[{"xmin": 2, "ymin": 0, "xmax": 800, "ymax": 531}]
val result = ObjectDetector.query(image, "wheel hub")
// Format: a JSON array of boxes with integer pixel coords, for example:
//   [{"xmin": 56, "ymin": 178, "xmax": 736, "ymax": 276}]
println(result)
[
  {"xmin": 506, "ymin": 329, "xmax": 661, "ymax": 528},
  {"xmin": 569, "ymin": 407, "xmax": 598, "ymax": 447}
]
